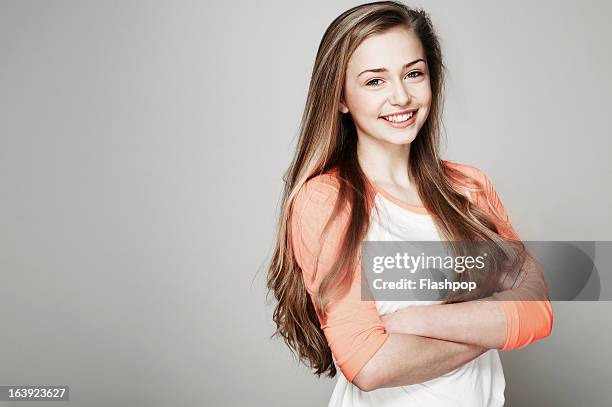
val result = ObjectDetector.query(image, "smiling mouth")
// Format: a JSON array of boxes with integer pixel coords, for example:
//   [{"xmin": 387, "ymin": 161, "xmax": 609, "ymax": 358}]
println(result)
[{"xmin": 381, "ymin": 109, "xmax": 418, "ymax": 123}]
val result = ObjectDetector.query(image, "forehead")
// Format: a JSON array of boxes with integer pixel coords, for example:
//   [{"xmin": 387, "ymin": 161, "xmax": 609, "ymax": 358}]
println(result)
[{"xmin": 347, "ymin": 27, "xmax": 424, "ymax": 73}]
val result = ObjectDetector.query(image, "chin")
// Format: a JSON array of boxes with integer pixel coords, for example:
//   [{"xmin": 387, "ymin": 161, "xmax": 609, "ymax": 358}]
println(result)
[
  {"xmin": 386, "ymin": 125, "xmax": 421, "ymax": 144},
  {"xmin": 378, "ymin": 132, "xmax": 418, "ymax": 146},
  {"xmin": 393, "ymin": 135, "xmax": 418, "ymax": 145}
]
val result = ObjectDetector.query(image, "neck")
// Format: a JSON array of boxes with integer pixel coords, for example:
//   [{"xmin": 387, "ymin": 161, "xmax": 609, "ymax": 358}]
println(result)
[{"xmin": 356, "ymin": 135, "xmax": 413, "ymax": 188}]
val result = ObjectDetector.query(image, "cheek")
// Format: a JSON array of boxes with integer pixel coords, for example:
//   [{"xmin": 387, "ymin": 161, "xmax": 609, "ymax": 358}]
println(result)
[
  {"xmin": 421, "ymin": 81, "xmax": 433, "ymax": 108},
  {"xmin": 351, "ymin": 90, "xmax": 383, "ymax": 113},
  {"xmin": 349, "ymin": 99, "xmax": 385, "ymax": 125}
]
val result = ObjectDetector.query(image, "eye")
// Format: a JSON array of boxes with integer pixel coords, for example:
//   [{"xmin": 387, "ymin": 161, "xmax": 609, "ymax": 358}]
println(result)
[
  {"xmin": 406, "ymin": 71, "xmax": 422, "ymax": 79},
  {"xmin": 365, "ymin": 78, "xmax": 383, "ymax": 87}
]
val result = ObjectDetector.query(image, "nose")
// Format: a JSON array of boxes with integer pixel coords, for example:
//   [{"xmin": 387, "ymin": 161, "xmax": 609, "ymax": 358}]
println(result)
[{"xmin": 389, "ymin": 82, "xmax": 411, "ymax": 106}]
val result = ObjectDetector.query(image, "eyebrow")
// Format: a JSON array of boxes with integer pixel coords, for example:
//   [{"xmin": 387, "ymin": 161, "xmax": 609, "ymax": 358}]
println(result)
[{"xmin": 357, "ymin": 58, "xmax": 426, "ymax": 77}]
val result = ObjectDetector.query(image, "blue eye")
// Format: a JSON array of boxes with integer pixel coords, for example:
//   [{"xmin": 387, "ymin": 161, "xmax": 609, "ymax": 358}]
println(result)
[
  {"xmin": 365, "ymin": 71, "xmax": 423, "ymax": 87},
  {"xmin": 365, "ymin": 78, "xmax": 383, "ymax": 87}
]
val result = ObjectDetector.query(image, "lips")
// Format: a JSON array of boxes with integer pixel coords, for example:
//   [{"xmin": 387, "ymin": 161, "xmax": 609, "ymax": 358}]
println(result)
[
  {"xmin": 380, "ymin": 108, "xmax": 418, "ymax": 119},
  {"xmin": 379, "ymin": 108, "xmax": 418, "ymax": 128},
  {"xmin": 380, "ymin": 108, "xmax": 418, "ymax": 123}
]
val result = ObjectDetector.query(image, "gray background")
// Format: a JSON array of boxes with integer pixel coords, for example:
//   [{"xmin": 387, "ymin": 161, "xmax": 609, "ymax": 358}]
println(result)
[{"xmin": 1, "ymin": 0, "xmax": 610, "ymax": 406}]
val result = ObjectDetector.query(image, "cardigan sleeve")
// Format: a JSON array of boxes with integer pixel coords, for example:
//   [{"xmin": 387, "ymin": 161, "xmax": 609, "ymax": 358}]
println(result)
[
  {"xmin": 472, "ymin": 166, "xmax": 554, "ymax": 350},
  {"xmin": 290, "ymin": 173, "xmax": 389, "ymax": 383}
]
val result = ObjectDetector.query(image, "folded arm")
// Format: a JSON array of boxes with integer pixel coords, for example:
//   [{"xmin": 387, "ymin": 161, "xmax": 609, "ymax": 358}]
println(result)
[
  {"xmin": 381, "ymin": 165, "xmax": 554, "ymax": 350},
  {"xmin": 352, "ymin": 333, "xmax": 487, "ymax": 391},
  {"xmin": 381, "ymin": 298, "xmax": 507, "ymax": 349},
  {"xmin": 291, "ymin": 173, "xmax": 491, "ymax": 391}
]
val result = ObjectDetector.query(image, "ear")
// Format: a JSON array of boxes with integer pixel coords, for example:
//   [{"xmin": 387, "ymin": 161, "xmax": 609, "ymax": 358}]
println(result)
[{"xmin": 338, "ymin": 100, "xmax": 349, "ymax": 114}]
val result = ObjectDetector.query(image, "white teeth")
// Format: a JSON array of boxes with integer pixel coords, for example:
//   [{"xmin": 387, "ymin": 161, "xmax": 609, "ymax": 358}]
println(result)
[{"xmin": 383, "ymin": 111, "xmax": 415, "ymax": 123}]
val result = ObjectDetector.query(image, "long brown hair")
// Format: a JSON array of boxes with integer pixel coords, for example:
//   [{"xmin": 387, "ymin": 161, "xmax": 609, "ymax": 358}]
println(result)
[{"xmin": 266, "ymin": 1, "xmax": 525, "ymax": 379}]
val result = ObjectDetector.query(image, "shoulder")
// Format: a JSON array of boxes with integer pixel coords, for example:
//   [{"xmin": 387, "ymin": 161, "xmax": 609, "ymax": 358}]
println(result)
[
  {"xmin": 442, "ymin": 159, "xmax": 489, "ymax": 187},
  {"xmin": 444, "ymin": 160, "xmax": 518, "ymax": 235},
  {"xmin": 442, "ymin": 159, "xmax": 503, "ymax": 210},
  {"xmin": 294, "ymin": 168, "xmax": 343, "ymax": 209},
  {"xmin": 291, "ymin": 168, "xmax": 351, "ymax": 231}
]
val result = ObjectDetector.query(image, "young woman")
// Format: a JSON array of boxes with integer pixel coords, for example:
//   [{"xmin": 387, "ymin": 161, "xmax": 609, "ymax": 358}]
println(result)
[{"xmin": 267, "ymin": 2, "xmax": 553, "ymax": 406}]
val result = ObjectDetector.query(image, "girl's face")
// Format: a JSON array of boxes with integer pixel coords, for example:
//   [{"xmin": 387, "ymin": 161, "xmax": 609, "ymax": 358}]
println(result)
[{"xmin": 340, "ymin": 27, "xmax": 432, "ymax": 146}]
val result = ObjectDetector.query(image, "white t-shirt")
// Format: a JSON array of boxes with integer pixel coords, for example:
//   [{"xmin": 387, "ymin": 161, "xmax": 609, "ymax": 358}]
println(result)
[{"xmin": 327, "ymin": 192, "xmax": 506, "ymax": 407}]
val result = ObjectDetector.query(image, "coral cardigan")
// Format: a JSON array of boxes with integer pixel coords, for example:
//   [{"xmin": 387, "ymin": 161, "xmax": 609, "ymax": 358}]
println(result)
[{"xmin": 290, "ymin": 160, "xmax": 553, "ymax": 384}]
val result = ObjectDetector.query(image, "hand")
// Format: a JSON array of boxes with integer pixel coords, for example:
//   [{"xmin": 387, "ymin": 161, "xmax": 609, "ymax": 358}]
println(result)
[
  {"xmin": 381, "ymin": 312, "xmax": 395, "ymax": 332},
  {"xmin": 381, "ymin": 307, "xmax": 421, "ymax": 335},
  {"xmin": 381, "ymin": 307, "xmax": 414, "ymax": 334}
]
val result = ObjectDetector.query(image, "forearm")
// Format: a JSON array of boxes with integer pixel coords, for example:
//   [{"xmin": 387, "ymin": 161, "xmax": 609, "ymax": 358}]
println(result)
[
  {"xmin": 355, "ymin": 333, "xmax": 487, "ymax": 391},
  {"xmin": 382, "ymin": 255, "xmax": 553, "ymax": 349},
  {"xmin": 383, "ymin": 300, "xmax": 507, "ymax": 349}
]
